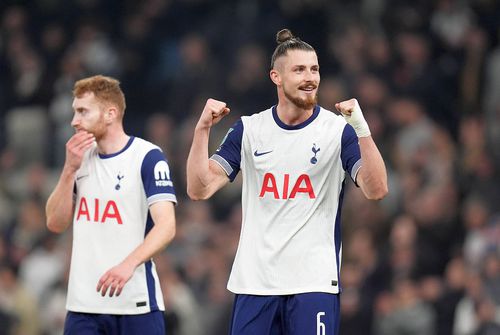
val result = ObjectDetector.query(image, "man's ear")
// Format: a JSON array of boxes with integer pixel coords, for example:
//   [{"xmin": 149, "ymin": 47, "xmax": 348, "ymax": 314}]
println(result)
[
  {"xmin": 270, "ymin": 69, "xmax": 281, "ymax": 86},
  {"xmin": 105, "ymin": 107, "xmax": 118, "ymax": 124}
]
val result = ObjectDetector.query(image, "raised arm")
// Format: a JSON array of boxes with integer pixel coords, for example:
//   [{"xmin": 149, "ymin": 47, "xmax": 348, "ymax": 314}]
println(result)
[
  {"xmin": 46, "ymin": 131, "xmax": 95, "ymax": 233},
  {"xmin": 356, "ymin": 136, "xmax": 388, "ymax": 200},
  {"xmin": 96, "ymin": 201, "xmax": 176, "ymax": 297},
  {"xmin": 187, "ymin": 98, "xmax": 231, "ymax": 200},
  {"xmin": 336, "ymin": 99, "xmax": 388, "ymax": 200}
]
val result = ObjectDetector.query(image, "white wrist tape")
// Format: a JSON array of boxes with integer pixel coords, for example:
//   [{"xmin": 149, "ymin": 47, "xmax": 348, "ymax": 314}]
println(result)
[{"xmin": 342, "ymin": 100, "xmax": 371, "ymax": 138}]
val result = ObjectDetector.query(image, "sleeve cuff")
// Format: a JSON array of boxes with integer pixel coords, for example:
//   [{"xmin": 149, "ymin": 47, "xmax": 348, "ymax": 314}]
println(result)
[
  {"xmin": 210, "ymin": 154, "xmax": 233, "ymax": 176},
  {"xmin": 351, "ymin": 158, "xmax": 362, "ymax": 187}
]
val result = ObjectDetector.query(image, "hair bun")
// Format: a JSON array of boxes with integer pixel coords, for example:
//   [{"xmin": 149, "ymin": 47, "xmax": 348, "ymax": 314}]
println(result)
[{"xmin": 276, "ymin": 29, "xmax": 294, "ymax": 44}]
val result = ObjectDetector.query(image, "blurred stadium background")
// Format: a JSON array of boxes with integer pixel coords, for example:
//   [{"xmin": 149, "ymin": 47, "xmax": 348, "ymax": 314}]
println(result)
[{"xmin": 0, "ymin": 0, "xmax": 499, "ymax": 334}]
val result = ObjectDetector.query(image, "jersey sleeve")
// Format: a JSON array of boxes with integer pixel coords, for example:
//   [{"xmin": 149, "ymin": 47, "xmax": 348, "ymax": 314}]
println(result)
[
  {"xmin": 210, "ymin": 119, "xmax": 243, "ymax": 182},
  {"xmin": 341, "ymin": 124, "xmax": 362, "ymax": 185},
  {"xmin": 141, "ymin": 149, "xmax": 177, "ymax": 206}
]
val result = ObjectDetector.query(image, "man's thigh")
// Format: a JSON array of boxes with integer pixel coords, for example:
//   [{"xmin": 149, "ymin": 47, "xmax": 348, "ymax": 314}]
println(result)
[
  {"xmin": 64, "ymin": 311, "xmax": 165, "ymax": 335},
  {"xmin": 229, "ymin": 294, "xmax": 284, "ymax": 335},
  {"xmin": 229, "ymin": 293, "xmax": 339, "ymax": 335},
  {"xmin": 118, "ymin": 310, "xmax": 165, "ymax": 335},
  {"xmin": 285, "ymin": 292, "xmax": 340, "ymax": 335}
]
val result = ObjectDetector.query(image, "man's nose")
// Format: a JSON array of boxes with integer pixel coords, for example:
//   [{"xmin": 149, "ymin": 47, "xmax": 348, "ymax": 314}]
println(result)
[
  {"xmin": 71, "ymin": 114, "xmax": 80, "ymax": 128},
  {"xmin": 304, "ymin": 69, "xmax": 315, "ymax": 81}
]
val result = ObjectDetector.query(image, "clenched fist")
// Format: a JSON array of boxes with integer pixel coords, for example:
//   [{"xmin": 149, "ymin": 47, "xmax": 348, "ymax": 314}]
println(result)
[
  {"xmin": 197, "ymin": 98, "xmax": 231, "ymax": 129},
  {"xmin": 335, "ymin": 98, "xmax": 371, "ymax": 138}
]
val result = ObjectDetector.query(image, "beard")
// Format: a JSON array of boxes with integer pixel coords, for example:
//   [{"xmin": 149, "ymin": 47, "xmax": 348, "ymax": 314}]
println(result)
[
  {"xmin": 283, "ymin": 84, "xmax": 318, "ymax": 110},
  {"xmin": 82, "ymin": 115, "xmax": 107, "ymax": 140},
  {"xmin": 91, "ymin": 125, "xmax": 106, "ymax": 141}
]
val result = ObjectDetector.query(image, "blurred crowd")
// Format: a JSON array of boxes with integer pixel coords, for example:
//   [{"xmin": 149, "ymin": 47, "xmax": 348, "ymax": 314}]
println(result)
[{"xmin": 0, "ymin": 0, "xmax": 499, "ymax": 334}]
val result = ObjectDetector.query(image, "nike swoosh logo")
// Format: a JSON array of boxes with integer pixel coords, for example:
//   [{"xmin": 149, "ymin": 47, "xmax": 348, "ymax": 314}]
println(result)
[
  {"xmin": 76, "ymin": 174, "xmax": 89, "ymax": 181},
  {"xmin": 254, "ymin": 150, "xmax": 273, "ymax": 157}
]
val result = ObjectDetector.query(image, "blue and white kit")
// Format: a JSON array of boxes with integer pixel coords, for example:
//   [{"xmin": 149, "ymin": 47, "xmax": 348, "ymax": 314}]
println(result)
[
  {"xmin": 68, "ymin": 136, "xmax": 176, "ymax": 315},
  {"xmin": 211, "ymin": 105, "xmax": 361, "ymax": 296}
]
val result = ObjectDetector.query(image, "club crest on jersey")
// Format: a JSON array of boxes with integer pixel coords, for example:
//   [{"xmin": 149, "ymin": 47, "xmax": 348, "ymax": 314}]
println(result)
[
  {"xmin": 310, "ymin": 144, "xmax": 320, "ymax": 164},
  {"xmin": 259, "ymin": 173, "xmax": 316, "ymax": 199},
  {"xmin": 115, "ymin": 173, "xmax": 124, "ymax": 190},
  {"xmin": 154, "ymin": 161, "xmax": 173, "ymax": 187}
]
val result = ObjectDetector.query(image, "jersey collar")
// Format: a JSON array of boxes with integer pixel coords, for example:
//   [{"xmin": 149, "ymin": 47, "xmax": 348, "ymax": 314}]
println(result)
[
  {"xmin": 272, "ymin": 105, "xmax": 320, "ymax": 130},
  {"xmin": 98, "ymin": 136, "xmax": 135, "ymax": 159}
]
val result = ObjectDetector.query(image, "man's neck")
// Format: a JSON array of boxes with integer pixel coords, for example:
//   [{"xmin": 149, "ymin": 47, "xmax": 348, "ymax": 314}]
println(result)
[
  {"xmin": 97, "ymin": 129, "xmax": 130, "ymax": 155},
  {"xmin": 276, "ymin": 101, "xmax": 314, "ymax": 126}
]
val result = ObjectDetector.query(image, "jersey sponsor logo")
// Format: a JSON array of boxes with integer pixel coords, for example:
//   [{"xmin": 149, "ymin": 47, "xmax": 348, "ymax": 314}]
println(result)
[
  {"xmin": 259, "ymin": 172, "xmax": 316, "ymax": 199},
  {"xmin": 254, "ymin": 149, "xmax": 273, "ymax": 157},
  {"xmin": 154, "ymin": 161, "xmax": 173, "ymax": 187},
  {"xmin": 76, "ymin": 196, "xmax": 123, "ymax": 224},
  {"xmin": 76, "ymin": 174, "xmax": 89, "ymax": 181}
]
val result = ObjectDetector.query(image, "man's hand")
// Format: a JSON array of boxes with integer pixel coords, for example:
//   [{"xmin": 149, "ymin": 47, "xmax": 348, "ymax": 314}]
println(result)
[
  {"xmin": 65, "ymin": 131, "xmax": 95, "ymax": 171},
  {"xmin": 197, "ymin": 98, "xmax": 230, "ymax": 129},
  {"xmin": 335, "ymin": 98, "xmax": 371, "ymax": 138},
  {"xmin": 96, "ymin": 261, "xmax": 136, "ymax": 297}
]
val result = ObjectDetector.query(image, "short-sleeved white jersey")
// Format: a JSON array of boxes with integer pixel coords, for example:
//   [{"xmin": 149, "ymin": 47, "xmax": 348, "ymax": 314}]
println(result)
[
  {"xmin": 211, "ymin": 106, "xmax": 361, "ymax": 295},
  {"xmin": 67, "ymin": 136, "xmax": 177, "ymax": 314}
]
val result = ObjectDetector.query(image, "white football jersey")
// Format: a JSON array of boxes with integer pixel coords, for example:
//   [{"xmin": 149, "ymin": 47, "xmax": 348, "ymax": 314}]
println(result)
[
  {"xmin": 211, "ymin": 106, "xmax": 361, "ymax": 295},
  {"xmin": 67, "ymin": 136, "xmax": 177, "ymax": 314}
]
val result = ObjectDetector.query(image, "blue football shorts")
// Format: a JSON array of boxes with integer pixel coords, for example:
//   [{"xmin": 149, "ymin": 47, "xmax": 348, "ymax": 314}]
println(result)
[
  {"xmin": 229, "ymin": 292, "xmax": 340, "ymax": 335},
  {"xmin": 63, "ymin": 310, "xmax": 165, "ymax": 335}
]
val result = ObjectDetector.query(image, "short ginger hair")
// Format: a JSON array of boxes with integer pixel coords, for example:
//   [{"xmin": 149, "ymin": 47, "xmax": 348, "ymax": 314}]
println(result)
[{"xmin": 73, "ymin": 75, "xmax": 126, "ymax": 117}]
